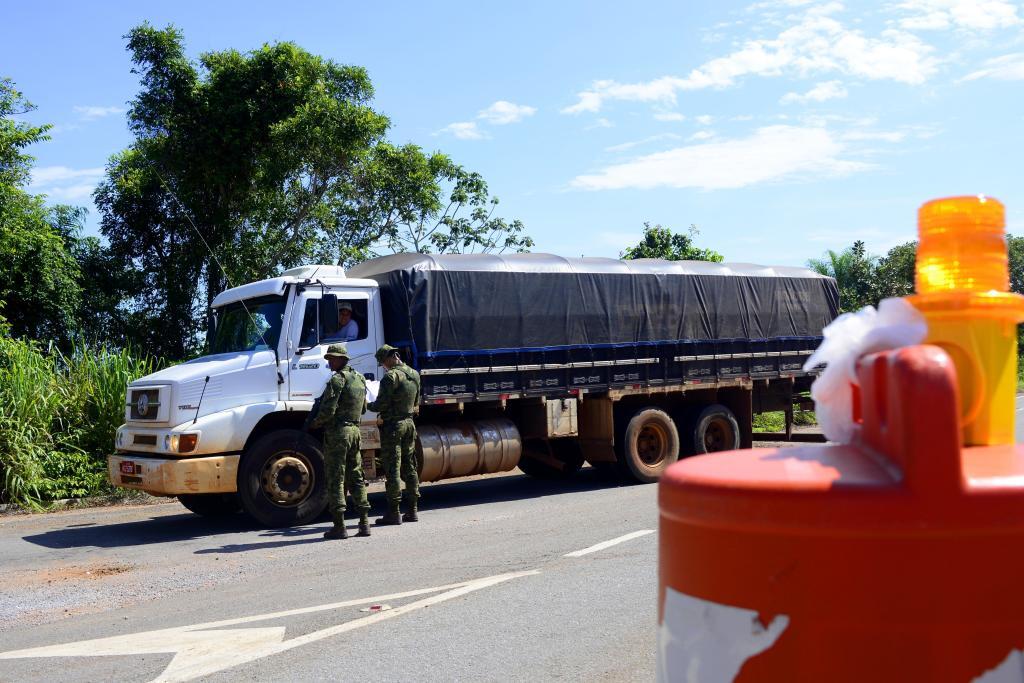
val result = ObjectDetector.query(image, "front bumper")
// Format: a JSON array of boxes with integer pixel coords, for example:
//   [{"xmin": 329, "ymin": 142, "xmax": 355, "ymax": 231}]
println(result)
[{"xmin": 108, "ymin": 454, "xmax": 239, "ymax": 495}]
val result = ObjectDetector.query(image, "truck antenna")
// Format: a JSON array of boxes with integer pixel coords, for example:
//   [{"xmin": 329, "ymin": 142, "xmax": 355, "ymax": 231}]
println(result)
[
  {"xmin": 193, "ymin": 375, "xmax": 210, "ymax": 424},
  {"xmin": 151, "ymin": 167, "xmax": 285, "ymax": 385}
]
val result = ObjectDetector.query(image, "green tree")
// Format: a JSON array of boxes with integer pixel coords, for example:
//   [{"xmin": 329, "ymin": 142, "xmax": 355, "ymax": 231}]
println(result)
[
  {"xmin": 70, "ymin": 233, "xmax": 143, "ymax": 346},
  {"xmin": 1008, "ymin": 235, "xmax": 1024, "ymax": 295},
  {"xmin": 621, "ymin": 223, "xmax": 723, "ymax": 262},
  {"xmin": 871, "ymin": 241, "xmax": 917, "ymax": 301},
  {"xmin": 0, "ymin": 79, "xmax": 82, "ymax": 342},
  {"xmin": 383, "ymin": 156, "xmax": 533, "ymax": 255},
  {"xmin": 95, "ymin": 24, "xmax": 392, "ymax": 357},
  {"xmin": 96, "ymin": 25, "xmax": 529, "ymax": 359},
  {"xmin": 807, "ymin": 240, "xmax": 878, "ymax": 313}
]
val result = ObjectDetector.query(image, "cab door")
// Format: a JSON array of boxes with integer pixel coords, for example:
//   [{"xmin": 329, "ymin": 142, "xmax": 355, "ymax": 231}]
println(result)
[
  {"xmin": 286, "ymin": 289, "xmax": 380, "ymax": 403},
  {"xmin": 287, "ymin": 293, "xmax": 331, "ymax": 403}
]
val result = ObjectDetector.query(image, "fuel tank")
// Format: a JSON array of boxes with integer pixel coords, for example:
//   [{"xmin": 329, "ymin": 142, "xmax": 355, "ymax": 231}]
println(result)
[{"xmin": 417, "ymin": 419, "xmax": 522, "ymax": 482}]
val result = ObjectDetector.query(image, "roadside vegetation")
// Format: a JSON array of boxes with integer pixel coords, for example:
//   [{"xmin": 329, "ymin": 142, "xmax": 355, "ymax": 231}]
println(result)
[
  {"xmin": 0, "ymin": 315, "xmax": 159, "ymax": 508},
  {"xmin": 752, "ymin": 410, "xmax": 818, "ymax": 432}
]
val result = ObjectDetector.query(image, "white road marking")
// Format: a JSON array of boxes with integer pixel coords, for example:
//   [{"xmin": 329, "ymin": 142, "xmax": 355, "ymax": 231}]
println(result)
[
  {"xmin": 0, "ymin": 570, "xmax": 539, "ymax": 683},
  {"xmin": 564, "ymin": 529, "xmax": 655, "ymax": 557}
]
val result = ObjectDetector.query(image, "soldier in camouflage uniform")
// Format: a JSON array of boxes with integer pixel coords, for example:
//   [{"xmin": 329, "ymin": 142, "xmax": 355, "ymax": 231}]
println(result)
[
  {"xmin": 368, "ymin": 344, "xmax": 421, "ymax": 525},
  {"xmin": 305, "ymin": 344, "xmax": 371, "ymax": 540}
]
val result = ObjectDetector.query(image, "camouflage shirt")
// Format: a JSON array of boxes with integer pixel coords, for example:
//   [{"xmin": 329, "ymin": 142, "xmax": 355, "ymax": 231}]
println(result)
[
  {"xmin": 368, "ymin": 362, "xmax": 420, "ymax": 422},
  {"xmin": 310, "ymin": 366, "xmax": 367, "ymax": 429}
]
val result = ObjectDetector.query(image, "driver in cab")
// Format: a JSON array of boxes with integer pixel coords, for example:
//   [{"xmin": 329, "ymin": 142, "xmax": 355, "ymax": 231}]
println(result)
[{"xmin": 325, "ymin": 302, "xmax": 359, "ymax": 342}]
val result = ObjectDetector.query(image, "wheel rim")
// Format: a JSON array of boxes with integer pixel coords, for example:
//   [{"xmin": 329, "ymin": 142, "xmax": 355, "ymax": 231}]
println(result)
[
  {"xmin": 636, "ymin": 422, "xmax": 668, "ymax": 466},
  {"xmin": 260, "ymin": 452, "xmax": 314, "ymax": 507},
  {"xmin": 703, "ymin": 417, "xmax": 732, "ymax": 452}
]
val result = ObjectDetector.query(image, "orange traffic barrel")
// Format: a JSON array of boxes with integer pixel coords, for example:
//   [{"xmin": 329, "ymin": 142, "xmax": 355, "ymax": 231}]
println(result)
[{"xmin": 659, "ymin": 344, "xmax": 1024, "ymax": 682}]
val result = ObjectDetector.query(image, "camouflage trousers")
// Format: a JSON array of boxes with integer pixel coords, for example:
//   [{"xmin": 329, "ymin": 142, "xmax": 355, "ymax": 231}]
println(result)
[
  {"xmin": 324, "ymin": 425, "xmax": 369, "ymax": 525},
  {"xmin": 380, "ymin": 418, "xmax": 419, "ymax": 508}
]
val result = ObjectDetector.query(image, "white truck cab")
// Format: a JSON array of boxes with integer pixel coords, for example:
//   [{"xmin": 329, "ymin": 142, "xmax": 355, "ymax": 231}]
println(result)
[{"xmin": 109, "ymin": 265, "xmax": 385, "ymax": 526}]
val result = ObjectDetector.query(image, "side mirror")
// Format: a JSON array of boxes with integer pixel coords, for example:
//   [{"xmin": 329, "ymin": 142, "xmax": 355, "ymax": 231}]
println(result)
[
  {"xmin": 364, "ymin": 373, "xmax": 375, "ymax": 381},
  {"xmin": 319, "ymin": 294, "xmax": 339, "ymax": 337}
]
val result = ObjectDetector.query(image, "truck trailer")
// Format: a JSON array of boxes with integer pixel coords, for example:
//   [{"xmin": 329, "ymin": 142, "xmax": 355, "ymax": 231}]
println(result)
[{"xmin": 108, "ymin": 253, "xmax": 838, "ymax": 527}]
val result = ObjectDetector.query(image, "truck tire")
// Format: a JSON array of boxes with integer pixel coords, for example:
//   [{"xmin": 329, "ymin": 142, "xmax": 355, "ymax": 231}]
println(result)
[
  {"xmin": 692, "ymin": 404, "xmax": 740, "ymax": 454},
  {"xmin": 518, "ymin": 439, "xmax": 584, "ymax": 479},
  {"xmin": 177, "ymin": 493, "xmax": 241, "ymax": 517},
  {"xmin": 618, "ymin": 407, "xmax": 680, "ymax": 483},
  {"xmin": 237, "ymin": 429, "xmax": 327, "ymax": 527}
]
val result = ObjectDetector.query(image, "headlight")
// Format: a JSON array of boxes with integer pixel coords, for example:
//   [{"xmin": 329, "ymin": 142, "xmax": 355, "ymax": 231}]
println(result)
[
  {"xmin": 164, "ymin": 434, "xmax": 173, "ymax": 451},
  {"xmin": 116, "ymin": 430, "xmax": 124, "ymax": 448}
]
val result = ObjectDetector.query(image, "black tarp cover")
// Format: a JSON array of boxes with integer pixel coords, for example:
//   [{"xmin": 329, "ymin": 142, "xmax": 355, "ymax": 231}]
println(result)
[{"xmin": 347, "ymin": 254, "xmax": 840, "ymax": 357}]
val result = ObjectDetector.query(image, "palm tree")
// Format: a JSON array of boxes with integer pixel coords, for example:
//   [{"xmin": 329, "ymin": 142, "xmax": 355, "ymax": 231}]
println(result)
[{"xmin": 807, "ymin": 241, "xmax": 877, "ymax": 313}]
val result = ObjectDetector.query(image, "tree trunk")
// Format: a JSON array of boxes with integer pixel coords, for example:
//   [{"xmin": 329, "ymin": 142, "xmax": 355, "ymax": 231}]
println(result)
[{"xmin": 205, "ymin": 258, "xmax": 222, "ymax": 351}]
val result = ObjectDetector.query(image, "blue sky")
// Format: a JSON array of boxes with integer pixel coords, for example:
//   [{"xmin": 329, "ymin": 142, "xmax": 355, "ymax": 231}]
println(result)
[{"xmin": 3, "ymin": 0, "xmax": 1024, "ymax": 267}]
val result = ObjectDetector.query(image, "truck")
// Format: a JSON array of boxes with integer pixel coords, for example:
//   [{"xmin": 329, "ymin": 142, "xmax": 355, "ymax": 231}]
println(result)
[{"xmin": 108, "ymin": 253, "xmax": 839, "ymax": 527}]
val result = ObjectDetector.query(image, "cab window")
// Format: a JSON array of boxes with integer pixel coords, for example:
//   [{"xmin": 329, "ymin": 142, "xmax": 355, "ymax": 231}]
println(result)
[{"xmin": 323, "ymin": 299, "xmax": 368, "ymax": 343}]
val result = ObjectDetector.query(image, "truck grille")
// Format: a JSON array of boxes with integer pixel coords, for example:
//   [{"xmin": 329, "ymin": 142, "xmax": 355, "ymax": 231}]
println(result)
[{"xmin": 128, "ymin": 388, "xmax": 161, "ymax": 420}]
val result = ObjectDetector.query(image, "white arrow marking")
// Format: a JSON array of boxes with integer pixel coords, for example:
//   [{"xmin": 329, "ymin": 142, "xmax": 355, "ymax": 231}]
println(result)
[
  {"xmin": 0, "ymin": 570, "xmax": 539, "ymax": 683},
  {"xmin": 564, "ymin": 529, "xmax": 654, "ymax": 557}
]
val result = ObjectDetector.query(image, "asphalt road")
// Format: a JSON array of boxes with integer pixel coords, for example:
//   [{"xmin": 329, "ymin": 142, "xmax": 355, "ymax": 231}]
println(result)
[
  {"xmin": 1, "ymin": 399, "xmax": 1021, "ymax": 683},
  {"xmin": 0, "ymin": 469, "xmax": 658, "ymax": 682}
]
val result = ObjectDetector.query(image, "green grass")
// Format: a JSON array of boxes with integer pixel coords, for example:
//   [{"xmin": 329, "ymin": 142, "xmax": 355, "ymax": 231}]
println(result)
[
  {"xmin": 752, "ymin": 409, "xmax": 818, "ymax": 432},
  {"xmin": 0, "ymin": 332, "xmax": 159, "ymax": 509}
]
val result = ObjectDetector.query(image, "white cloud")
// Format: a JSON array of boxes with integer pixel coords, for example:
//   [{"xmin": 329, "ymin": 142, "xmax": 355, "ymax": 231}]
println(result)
[
  {"xmin": 895, "ymin": 0, "xmax": 1020, "ymax": 31},
  {"xmin": 435, "ymin": 121, "xmax": 487, "ymax": 140},
  {"xmin": 586, "ymin": 118, "xmax": 615, "ymax": 130},
  {"xmin": 73, "ymin": 105, "xmax": 124, "ymax": 120},
  {"xmin": 961, "ymin": 52, "xmax": 1024, "ymax": 80},
  {"xmin": 695, "ymin": 114, "xmax": 714, "ymax": 125},
  {"xmin": 562, "ymin": 7, "xmax": 937, "ymax": 114},
  {"xmin": 654, "ymin": 112, "xmax": 686, "ymax": 122},
  {"xmin": 43, "ymin": 183, "xmax": 100, "ymax": 202},
  {"xmin": 29, "ymin": 166, "xmax": 105, "ymax": 202},
  {"xmin": 477, "ymin": 100, "xmax": 536, "ymax": 125},
  {"xmin": 781, "ymin": 80, "xmax": 849, "ymax": 104},
  {"xmin": 840, "ymin": 130, "xmax": 906, "ymax": 142},
  {"xmin": 570, "ymin": 125, "xmax": 871, "ymax": 191},
  {"xmin": 605, "ymin": 133, "xmax": 682, "ymax": 152},
  {"xmin": 30, "ymin": 165, "xmax": 105, "ymax": 185},
  {"xmin": 562, "ymin": 76, "xmax": 689, "ymax": 114},
  {"xmin": 688, "ymin": 130, "xmax": 717, "ymax": 141}
]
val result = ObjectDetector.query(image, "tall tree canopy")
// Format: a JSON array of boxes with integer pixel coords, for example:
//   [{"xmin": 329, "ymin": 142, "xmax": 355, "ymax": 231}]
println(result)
[
  {"xmin": 0, "ymin": 79, "xmax": 83, "ymax": 342},
  {"xmin": 621, "ymin": 222, "xmax": 723, "ymax": 262},
  {"xmin": 96, "ymin": 24, "xmax": 530, "ymax": 359}
]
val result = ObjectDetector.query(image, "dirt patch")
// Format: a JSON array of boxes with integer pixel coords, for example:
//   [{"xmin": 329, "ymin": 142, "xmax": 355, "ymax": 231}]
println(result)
[{"xmin": 2, "ymin": 561, "xmax": 134, "ymax": 589}]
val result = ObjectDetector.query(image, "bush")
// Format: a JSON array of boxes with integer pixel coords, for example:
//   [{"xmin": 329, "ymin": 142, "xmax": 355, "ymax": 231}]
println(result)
[
  {"xmin": 0, "ymin": 329, "xmax": 158, "ymax": 508},
  {"xmin": 753, "ymin": 409, "xmax": 818, "ymax": 432}
]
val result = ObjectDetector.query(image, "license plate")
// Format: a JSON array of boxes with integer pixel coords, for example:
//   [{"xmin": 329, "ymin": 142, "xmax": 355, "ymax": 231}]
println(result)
[{"xmin": 120, "ymin": 461, "xmax": 137, "ymax": 475}]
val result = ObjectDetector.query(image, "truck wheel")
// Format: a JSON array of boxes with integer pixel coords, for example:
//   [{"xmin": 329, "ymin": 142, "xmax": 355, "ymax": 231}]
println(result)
[
  {"xmin": 177, "ymin": 493, "xmax": 241, "ymax": 517},
  {"xmin": 618, "ymin": 408, "xmax": 679, "ymax": 483},
  {"xmin": 237, "ymin": 429, "xmax": 327, "ymax": 527},
  {"xmin": 692, "ymin": 404, "xmax": 740, "ymax": 454},
  {"xmin": 518, "ymin": 439, "xmax": 584, "ymax": 479}
]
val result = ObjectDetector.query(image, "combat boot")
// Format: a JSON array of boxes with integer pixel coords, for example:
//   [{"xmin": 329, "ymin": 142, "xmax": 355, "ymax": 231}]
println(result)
[
  {"xmin": 402, "ymin": 502, "xmax": 418, "ymax": 523},
  {"xmin": 375, "ymin": 506, "xmax": 402, "ymax": 526},
  {"xmin": 323, "ymin": 523, "xmax": 348, "ymax": 540},
  {"xmin": 356, "ymin": 515, "xmax": 371, "ymax": 537}
]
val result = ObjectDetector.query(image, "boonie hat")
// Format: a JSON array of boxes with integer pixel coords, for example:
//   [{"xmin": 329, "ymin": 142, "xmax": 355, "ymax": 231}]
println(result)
[
  {"xmin": 324, "ymin": 343, "xmax": 351, "ymax": 360},
  {"xmin": 375, "ymin": 344, "xmax": 399, "ymax": 363}
]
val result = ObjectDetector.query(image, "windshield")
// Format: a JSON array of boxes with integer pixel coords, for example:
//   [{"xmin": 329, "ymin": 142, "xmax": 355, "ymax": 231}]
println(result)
[{"xmin": 210, "ymin": 296, "xmax": 286, "ymax": 354}]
